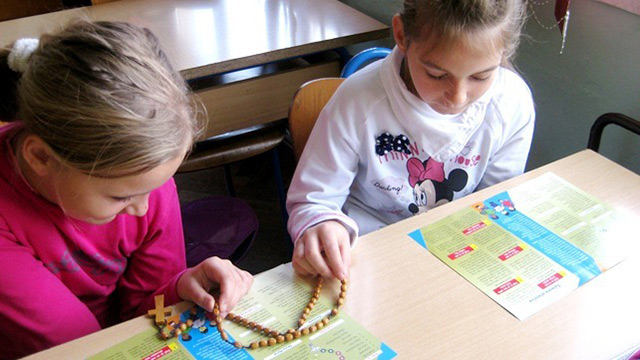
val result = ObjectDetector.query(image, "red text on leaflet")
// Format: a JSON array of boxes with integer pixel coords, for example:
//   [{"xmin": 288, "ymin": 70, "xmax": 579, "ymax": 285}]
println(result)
[
  {"xmin": 538, "ymin": 272, "xmax": 564, "ymax": 289},
  {"xmin": 493, "ymin": 278, "xmax": 521, "ymax": 294}
]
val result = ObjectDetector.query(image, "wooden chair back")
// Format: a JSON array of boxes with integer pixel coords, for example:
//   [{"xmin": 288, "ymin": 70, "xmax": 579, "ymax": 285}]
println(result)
[
  {"xmin": 0, "ymin": 0, "xmax": 63, "ymax": 22},
  {"xmin": 91, "ymin": 0, "xmax": 119, "ymax": 5},
  {"xmin": 288, "ymin": 78, "xmax": 344, "ymax": 160}
]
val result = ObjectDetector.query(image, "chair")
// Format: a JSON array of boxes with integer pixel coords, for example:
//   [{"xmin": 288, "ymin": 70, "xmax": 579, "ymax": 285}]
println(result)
[
  {"xmin": 177, "ymin": 121, "xmax": 287, "ymax": 198},
  {"xmin": 340, "ymin": 47, "xmax": 392, "ymax": 78},
  {"xmin": 290, "ymin": 47, "xmax": 391, "ymax": 159},
  {"xmin": 587, "ymin": 113, "xmax": 640, "ymax": 152},
  {"xmin": 288, "ymin": 78, "xmax": 345, "ymax": 160},
  {"xmin": 177, "ymin": 121, "xmax": 289, "ymax": 257},
  {"xmin": 0, "ymin": 0, "xmax": 64, "ymax": 22}
]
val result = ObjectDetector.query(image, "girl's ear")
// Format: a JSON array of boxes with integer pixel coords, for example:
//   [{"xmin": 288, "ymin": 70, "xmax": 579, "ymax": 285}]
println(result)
[
  {"xmin": 21, "ymin": 135, "xmax": 59, "ymax": 176},
  {"xmin": 392, "ymin": 14, "xmax": 408, "ymax": 54}
]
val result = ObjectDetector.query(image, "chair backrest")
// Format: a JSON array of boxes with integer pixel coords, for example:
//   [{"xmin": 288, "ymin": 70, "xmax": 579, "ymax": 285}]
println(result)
[
  {"xmin": 288, "ymin": 47, "xmax": 390, "ymax": 160},
  {"xmin": 0, "ymin": 0, "xmax": 63, "ymax": 22},
  {"xmin": 340, "ymin": 47, "xmax": 391, "ymax": 78},
  {"xmin": 288, "ymin": 78, "xmax": 344, "ymax": 160},
  {"xmin": 587, "ymin": 113, "xmax": 640, "ymax": 152}
]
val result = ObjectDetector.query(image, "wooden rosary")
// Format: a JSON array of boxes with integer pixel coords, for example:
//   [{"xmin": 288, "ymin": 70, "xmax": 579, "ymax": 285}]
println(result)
[{"xmin": 151, "ymin": 276, "xmax": 348, "ymax": 350}]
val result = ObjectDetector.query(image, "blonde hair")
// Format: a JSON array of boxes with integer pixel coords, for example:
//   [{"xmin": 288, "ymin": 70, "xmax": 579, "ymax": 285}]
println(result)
[
  {"xmin": 0, "ymin": 21, "xmax": 203, "ymax": 177},
  {"xmin": 399, "ymin": 0, "xmax": 527, "ymax": 62}
]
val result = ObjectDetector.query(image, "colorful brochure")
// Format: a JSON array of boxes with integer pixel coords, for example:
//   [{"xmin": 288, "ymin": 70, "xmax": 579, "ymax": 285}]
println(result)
[
  {"xmin": 408, "ymin": 172, "xmax": 633, "ymax": 320},
  {"xmin": 89, "ymin": 264, "xmax": 397, "ymax": 360}
]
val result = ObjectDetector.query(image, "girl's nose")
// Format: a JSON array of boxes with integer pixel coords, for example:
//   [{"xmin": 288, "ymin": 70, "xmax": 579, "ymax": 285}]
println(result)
[
  {"xmin": 124, "ymin": 194, "xmax": 149, "ymax": 217},
  {"xmin": 447, "ymin": 80, "xmax": 467, "ymax": 107}
]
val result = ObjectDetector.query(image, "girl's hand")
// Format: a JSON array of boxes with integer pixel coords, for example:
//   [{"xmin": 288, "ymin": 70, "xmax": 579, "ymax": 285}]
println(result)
[
  {"xmin": 177, "ymin": 256, "xmax": 253, "ymax": 317},
  {"xmin": 292, "ymin": 220, "xmax": 351, "ymax": 280}
]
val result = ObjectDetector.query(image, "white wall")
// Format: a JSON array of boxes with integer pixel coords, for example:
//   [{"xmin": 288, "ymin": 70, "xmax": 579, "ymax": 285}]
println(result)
[{"xmin": 341, "ymin": 0, "xmax": 640, "ymax": 173}]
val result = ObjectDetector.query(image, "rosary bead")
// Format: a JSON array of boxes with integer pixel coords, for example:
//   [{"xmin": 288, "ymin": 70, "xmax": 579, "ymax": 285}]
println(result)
[
  {"xmin": 193, "ymin": 276, "xmax": 349, "ymax": 351},
  {"xmin": 179, "ymin": 323, "xmax": 187, "ymax": 331},
  {"xmin": 174, "ymin": 329, "xmax": 182, "ymax": 336}
]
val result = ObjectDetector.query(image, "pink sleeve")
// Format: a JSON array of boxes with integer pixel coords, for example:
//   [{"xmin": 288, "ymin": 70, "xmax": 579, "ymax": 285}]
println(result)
[
  {"xmin": 0, "ymin": 221, "xmax": 101, "ymax": 359},
  {"xmin": 117, "ymin": 178, "xmax": 188, "ymax": 321}
]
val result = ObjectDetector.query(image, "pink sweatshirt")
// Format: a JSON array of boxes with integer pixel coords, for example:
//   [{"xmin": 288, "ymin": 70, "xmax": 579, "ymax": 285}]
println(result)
[{"xmin": 0, "ymin": 123, "xmax": 187, "ymax": 359}]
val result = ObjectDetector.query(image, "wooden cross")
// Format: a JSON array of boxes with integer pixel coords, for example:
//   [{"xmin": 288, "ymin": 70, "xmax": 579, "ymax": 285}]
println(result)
[{"xmin": 148, "ymin": 294, "xmax": 172, "ymax": 326}]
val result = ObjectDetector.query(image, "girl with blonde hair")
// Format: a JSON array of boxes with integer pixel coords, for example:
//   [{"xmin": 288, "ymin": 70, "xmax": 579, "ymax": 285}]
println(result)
[{"xmin": 0, "ymin": 21, "xmax": 252, "ymax": 358}]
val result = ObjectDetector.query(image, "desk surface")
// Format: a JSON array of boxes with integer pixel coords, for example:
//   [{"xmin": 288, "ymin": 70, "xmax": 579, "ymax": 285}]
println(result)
[
  {"xmin": 24, "ymin": 150, "xmax": 640, "ymax": 359},
  {"xmin": 0, "ymin": 0, "xmax": 389, "ymax": 80}
]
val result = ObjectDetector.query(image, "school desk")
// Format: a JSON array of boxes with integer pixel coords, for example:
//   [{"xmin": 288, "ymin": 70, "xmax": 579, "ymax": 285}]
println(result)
[
  {"xmin": 0, "ymin": 0, "xmax": 389, "ymax": 138},
  {"xmin": 21, "ymin": 150, "xmax": 640, "ymax": 359}
]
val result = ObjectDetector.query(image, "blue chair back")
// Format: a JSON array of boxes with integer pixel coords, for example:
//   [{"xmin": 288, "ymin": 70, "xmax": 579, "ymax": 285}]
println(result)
[{"xmin": 340, "ymin": 47, "xmax": 391, "ymax": 78}]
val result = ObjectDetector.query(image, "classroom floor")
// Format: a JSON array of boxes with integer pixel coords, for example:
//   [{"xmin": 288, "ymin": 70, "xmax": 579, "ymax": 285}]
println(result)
[{"xmin": 174, "ymin": 142, "xmax": 296, "ymax": 275}]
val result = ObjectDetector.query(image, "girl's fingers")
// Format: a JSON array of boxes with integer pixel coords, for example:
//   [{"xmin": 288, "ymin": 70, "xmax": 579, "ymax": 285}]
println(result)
[
  {"xmin": 292, "ymin": 238, "xmax": 315, "ymax": 275},
  {"xmin": 190, "ymin": 283, "xmax": 217, "ymax": 312},
  {"xmin": 304, "ymin": 234, "xmax": 333, "ymax": 277},
  {"xmin": 340, "ymin": 237, "xmax": 352, "ymax": 277},
  {"xmin": 322, "ymin": 235, "xmax": 347, "ymax": 280}
]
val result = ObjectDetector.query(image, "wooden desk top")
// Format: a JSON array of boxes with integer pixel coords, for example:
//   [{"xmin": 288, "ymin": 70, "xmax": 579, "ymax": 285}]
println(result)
[
  {"xmin": 0, "ymin": 0, "xmax": 389, "ymax": 80},
  {"xmin": 23, "ymin": 150, "xmax": 640, "ymax": 360},
  {"xmin": 349, "ymin": 150, "xmax": 640, "ymax": 360},
  {"xmin": 24, "ymin": 150, "xmax": 640, "ymax": 359}
]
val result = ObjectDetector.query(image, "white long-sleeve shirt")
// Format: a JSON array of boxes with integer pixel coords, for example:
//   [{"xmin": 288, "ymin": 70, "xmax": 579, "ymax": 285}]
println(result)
[{"xmin": 287, "ymin": 47, "xmax": 535, "ymax": 244}]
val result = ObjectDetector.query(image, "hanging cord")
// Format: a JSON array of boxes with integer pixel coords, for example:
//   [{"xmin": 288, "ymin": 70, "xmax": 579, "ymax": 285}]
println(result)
[{"xmin": 528, "ymin": 1, "xmax": 571, "ymax": 54}]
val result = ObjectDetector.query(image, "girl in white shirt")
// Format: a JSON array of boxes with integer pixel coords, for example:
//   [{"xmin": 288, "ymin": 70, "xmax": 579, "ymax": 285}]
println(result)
[{"xmin": 287, "ymin": 0, "xmax": 534, "ymax": 280}]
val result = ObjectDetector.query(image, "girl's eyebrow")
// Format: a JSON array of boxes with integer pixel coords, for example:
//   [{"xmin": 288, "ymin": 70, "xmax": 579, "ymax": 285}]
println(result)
[
  {"xmin": 422, "ymin": 60, "xmax": 499, "ymax": 74},
  {"xmin": 111, "ymin": 191, "xmax": 150, "ymax": 198}
]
